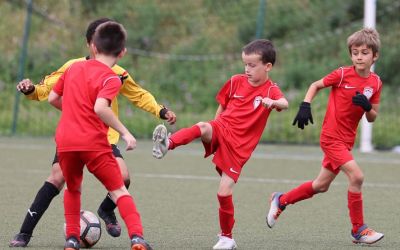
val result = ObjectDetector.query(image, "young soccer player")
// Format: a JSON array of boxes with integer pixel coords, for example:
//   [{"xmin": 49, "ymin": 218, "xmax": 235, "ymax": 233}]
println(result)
[
  {"xmin": 47, "ymin": 21, "xmax": 151, "ymax": 250},
  {"xmin": 10, "ymin": 18, "xmax": 176, "ymax": 247},
  {"xmin": 152, "ymin": 39, "xmax": 289, "ymax": 249},
  {"xmin": 266, "ymin": 28, "xmax": 384, "ymax": 245}
]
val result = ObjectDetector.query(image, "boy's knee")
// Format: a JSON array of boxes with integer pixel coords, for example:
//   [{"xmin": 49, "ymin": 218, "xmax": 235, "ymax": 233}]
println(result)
[
  {"xmin": 47, "ymin": 164, "xmax": 65, "ymax": 190},
  {"xmin": 313, "ymin": 182, "xmax": 330, "ymax": 193}
]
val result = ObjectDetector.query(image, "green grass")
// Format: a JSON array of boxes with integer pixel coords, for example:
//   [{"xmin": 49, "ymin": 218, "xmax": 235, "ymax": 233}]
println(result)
[{"xmin": 1, "ymin": 137, "xmax": 400, "ymax": 249}]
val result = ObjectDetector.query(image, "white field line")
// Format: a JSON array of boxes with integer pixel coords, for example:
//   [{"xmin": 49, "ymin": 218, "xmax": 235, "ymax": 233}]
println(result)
[{"xmin": 134, "ymin": 173, "xmax": 400, "ymax": 189}]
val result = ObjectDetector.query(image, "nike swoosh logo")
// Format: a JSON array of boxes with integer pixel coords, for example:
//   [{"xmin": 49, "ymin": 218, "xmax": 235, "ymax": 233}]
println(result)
[
  {"xmin": 28, "ymin": 209, "xmax": 37, "ymax": 217},
  {"xmin": 229, "ymin": 168, "xmax": 239, "ymax": 174},
  {"xmin": 233, "ymin": 94, "xmax": 244, "ymax": 98},
  {"xmin": 344, "ymin": 85, "xmax": 356, "ymax": 89}
]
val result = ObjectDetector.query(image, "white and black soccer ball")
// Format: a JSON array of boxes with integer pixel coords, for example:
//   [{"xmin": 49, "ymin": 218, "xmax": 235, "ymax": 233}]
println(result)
[{"xmin": 64, "ymin": 210, "xmax": 102, "ymax": 248}]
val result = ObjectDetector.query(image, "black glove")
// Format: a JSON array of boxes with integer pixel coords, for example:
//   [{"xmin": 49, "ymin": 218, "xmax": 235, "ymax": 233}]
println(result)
[
  {"xmin": 352, "ymin": 91, "xmax": 372, "ymax": 112},
  {"xmin": 292, "ymin": 102, "xmax": 313, "ymax": 130},
  {"xmin": 159, "ymin": 107, "xmax": 169, "ymax": 119}
]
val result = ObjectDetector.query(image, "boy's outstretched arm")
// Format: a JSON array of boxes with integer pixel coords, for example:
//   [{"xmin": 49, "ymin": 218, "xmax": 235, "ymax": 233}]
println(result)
[
  {"xmin": 48, "ymin": 90, "xmax": 62, "ymax": 110},
  {"xmin": 94, "ymin": 98, "xmax": 136, "ymax": 151},
  {"xmin": 293, "ymin": 79, "xmax": 325, "ymax": 129},
  {"xmin": 262, "ymin": 97, "xmax": 289, "ymax": 110}
]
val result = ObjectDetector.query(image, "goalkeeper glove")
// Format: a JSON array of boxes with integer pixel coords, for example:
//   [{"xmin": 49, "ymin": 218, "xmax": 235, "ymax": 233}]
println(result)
[
  {"xmin": 352, "ymin": 91, "xmax": 372, "ymax": 112},
  {"xmin": 292, "ymin": 102, "xmax": 313, "ymax": 130},
  {"xmin": 159, "ymin": 106, "xmax": 169, "ymax": 119}
]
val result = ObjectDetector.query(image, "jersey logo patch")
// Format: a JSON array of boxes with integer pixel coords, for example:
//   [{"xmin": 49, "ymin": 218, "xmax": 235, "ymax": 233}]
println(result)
[
  {"xmin": 233, "ymin": 93, "xmax": 244, "ymax": 98},
  {"xmin": 344, "ymin": 85, "xmax": 356, "ymax": 89},
  {"xmin": 253, "ymin": 96, "xmax": 262, "ymax": 109},
  {"xmin": 363, "ymin": 87, "xmax": 373, "ymax": 99}
]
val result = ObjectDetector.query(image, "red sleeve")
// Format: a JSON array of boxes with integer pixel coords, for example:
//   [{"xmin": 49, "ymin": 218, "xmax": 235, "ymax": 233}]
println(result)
[
  {"xmin": 323, "ymin": 68, "xmax": 343, "ymax": 87},
  {"xmin": 97, "ymin": 75, "xmax": 122, "ymax": 101},
  {"xmin": 268, "ymin": 85, "xmax": 284, "ymax": 100},
  {"xmin": 369, "ymin": 79, "xmax": 382, "ymax": 104},
  {"xmin": 216, "ymin": 78, "xmax": 235, "ymax": 108},
  {"xmin": 52, "ymin": 71, "xmax": 65, "ymax": 96}
]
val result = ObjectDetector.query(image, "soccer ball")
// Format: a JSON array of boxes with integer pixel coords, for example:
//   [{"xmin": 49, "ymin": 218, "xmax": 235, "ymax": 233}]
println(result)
[{"xmin": 64, "ymin": 210, "xmax": 102, "ymax": 248}]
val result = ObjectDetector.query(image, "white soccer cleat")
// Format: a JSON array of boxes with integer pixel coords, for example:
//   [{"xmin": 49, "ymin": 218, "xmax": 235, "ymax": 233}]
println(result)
[
  {"xmin": 212, "ymin": 235, "xmax": 237, "ymax": 250},
  {"xmin": 266, "ymin": 192, "xmax": 285, "ymax": 228},
  {"xmin": 351, "ymin": 225, "xmax": 384, "ymax": 244},
  {"xmin": 152, "ymin": 124, "xmax": 169, "ymax": 159}
]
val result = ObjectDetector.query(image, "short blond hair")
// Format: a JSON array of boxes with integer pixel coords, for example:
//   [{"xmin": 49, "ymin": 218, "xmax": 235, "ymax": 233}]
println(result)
[{"xmin": 347, "ymin": 28, "xmax": 380, "ymax": 56}]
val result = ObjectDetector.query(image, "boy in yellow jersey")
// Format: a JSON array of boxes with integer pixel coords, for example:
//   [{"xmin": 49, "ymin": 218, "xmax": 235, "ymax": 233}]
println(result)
[{"xmin": 10, "ymin": 18, "xmax": 176, "ymax": 247}]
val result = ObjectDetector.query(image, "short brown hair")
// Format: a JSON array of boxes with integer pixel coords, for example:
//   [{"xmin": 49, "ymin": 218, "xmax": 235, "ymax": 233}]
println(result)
[
  {"xmin": 93, "ymin": 21, "xmax": 127, "ymax": 56},
  {"xmin": 347, "ymin": 28, "xmax": 380, "ymax": 55},
  {"xmin": 242, "ymin": 39, "xmax": 276, "ymax": 65}
]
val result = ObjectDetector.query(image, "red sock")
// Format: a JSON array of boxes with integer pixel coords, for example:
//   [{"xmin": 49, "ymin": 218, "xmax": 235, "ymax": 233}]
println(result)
[
  {"xmin": 348, "ymin": 191, "xmax": 364, "ymax": 233},
  {"xmin": 217, "ymin": 194, "xmax": 235, "ymax": 238},
  {"xmin": 117, "ymin": 195, "xmax": 143, "ymax": 237},
  {"xmin": 169, "ymin": 125, "xmax": 201, "ymax": 150},
  {"xmin": 279, "ymin": 181, "xmax": 315, "ymax": 206},
  {"xmin": 64, "ymin": 189, "xmax": 81, "ymax": 239}
]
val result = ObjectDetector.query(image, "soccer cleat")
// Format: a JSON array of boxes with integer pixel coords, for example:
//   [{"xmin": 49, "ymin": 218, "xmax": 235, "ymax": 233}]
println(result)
[
  {"xmin": 351, "ymin": 225, "xmax": 384, "ymax": 244},
  {"xmin": 152, "ymin": 124, "xmax": 169, "ymax": 159},
  {"xmin": 97, "ymin": 207, "xmax": 121, "ymax": 237},
  {"xmin": 9, "ymin": 233, "xmax": 32, "ymax": 247},
  {"xmin": 266, "ymin": 192, "xmax": 285, "ymax": 228},
  {"xmin": 213, "ymin": 235, "xmax": 237, "ymax": 250},
  {"xmin": 131, "ymin": 235, "xmax": 153, "ymax": 250},
  {"xmin": 64, "ymin": 236, "xmax": 80, "ymax": 250}
]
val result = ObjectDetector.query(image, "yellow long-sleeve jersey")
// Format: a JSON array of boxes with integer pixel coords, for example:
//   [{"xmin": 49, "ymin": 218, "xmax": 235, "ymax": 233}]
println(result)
[{"xmin": 26, "ymin": 57, "xmax": 164, "ymax": 144}]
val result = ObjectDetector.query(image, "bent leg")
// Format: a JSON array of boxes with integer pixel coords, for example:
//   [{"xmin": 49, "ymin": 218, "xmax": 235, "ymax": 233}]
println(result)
[
  {"xmin": 169, "ymin": 122, "xmax": 212, "ymax": 149},
  {"xmin": 16, "ymin": 161, "xmax": 63, "ymax": 238}
]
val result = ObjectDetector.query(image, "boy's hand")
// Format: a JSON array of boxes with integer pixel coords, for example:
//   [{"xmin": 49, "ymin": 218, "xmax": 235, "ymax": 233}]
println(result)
[
  {"xmin": 121, "ymin": 133, "xmax": 137, "ymax": 151},
  {"xmin": 262, "ymin": 97, "xmax": 275, "ymax": 109},
  {"xmin": 16, "ymin": 79, "xmax": 35, "ymax": 94},
  {"xmin": 352, "ymin": 91, "xmax": 372, "ymax": 112},
  {"xmin": 292, "ymin": 102, "xmax": 313, "ymax": 130},
  {"xmin": 160, "ymin": 107, "xmax": 177, "ymax": 125}
]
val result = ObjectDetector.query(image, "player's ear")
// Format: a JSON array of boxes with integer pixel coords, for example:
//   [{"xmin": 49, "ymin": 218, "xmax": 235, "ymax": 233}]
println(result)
[
  {"xmin": 264, "ymin": 62, "xmax": 273, "ymax": 72},
  {"xmin": 118, "ymin": 48, "xmax": 127, "ymax": 59},
  {"xmin": 373, "ymin": 52, "xmax": 379, "ymax": 63},
  {"xmin": 90, "ymin": 43, "xmax": 98, "ymax": 55}
]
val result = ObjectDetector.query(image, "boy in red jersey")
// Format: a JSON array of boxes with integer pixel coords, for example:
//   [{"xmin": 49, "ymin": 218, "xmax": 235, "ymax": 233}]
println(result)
[
  {"xmin": 10, "ymin": 18, "xmax": 175, "ymax": 248},
  {"xmin": 48, "ymin": 22, "xmax": 151, "ymax": 250},
  {"xmin": 152, "ymin": 39, "xmax": 289, "ymax": 249},
  {"xmin": 266, "ymin": 28, "xmax": 384, "ymax": 245}
]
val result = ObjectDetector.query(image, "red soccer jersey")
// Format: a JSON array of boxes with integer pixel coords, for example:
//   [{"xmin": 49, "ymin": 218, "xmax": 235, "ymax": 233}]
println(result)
[
  {"xmin": 215, "ymin": 74, "xmax": 284, "ymax": 157},
  {"xmin": 322, "ymin": 66, "xmax": 382, "ymax": 143},
  {"xmin": 53, "ymin": 59, "xmax": 122, "ymax": 152}
]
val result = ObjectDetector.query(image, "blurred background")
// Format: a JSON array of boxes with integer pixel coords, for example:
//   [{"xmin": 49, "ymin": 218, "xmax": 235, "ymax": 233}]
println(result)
[{"xmin": 1, "ymin": 0, "xmax": 399, "ymax": 149}]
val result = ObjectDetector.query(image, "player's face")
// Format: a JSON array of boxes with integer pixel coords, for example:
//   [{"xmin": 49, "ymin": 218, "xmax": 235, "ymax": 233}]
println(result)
[
  {"xmin": 350, "ymin": 44, "xmax": 378, "ymax": 76},
  {"xmin": 242, "ymin": 52, "xmax": 271, "ymax": 85}
]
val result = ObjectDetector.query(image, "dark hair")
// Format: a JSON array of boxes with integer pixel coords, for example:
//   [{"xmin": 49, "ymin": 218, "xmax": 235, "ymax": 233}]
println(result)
[
  {"xmin": 93, "ymin": 21, "xmax": 127, "ymax": 57},
  {"xmin": 242, "ymin": 39, "xmax": 276, "ymax": 65},
  {"xmin": 86, "ymin": 18, "xmax": 113, "ymax": 43}
]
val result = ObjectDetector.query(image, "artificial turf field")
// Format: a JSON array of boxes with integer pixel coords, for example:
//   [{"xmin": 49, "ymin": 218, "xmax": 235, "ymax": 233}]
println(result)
[{"xmin": 1, "ymin": 137, "xmax": 399, "ymax": 249}]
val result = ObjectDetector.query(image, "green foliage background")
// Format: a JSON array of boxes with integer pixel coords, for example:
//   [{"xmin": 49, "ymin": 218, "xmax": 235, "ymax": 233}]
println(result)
[{"xmin": 1, "ymin": 0, "xmax": 399, "ymax": 148}]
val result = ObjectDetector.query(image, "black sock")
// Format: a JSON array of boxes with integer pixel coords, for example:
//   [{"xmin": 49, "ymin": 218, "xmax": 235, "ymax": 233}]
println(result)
[
  {"xmin": 99, "ymin": 181, "xmax": 130, "ymax": 214},
  {"xmin": 19, "ymin": 181, "xmax": 60, "ymax": 235}
]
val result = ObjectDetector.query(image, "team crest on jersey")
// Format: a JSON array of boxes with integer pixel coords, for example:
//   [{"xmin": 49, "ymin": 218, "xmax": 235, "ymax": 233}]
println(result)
[
  {"xmin": 363, "ymin": 87, "xmax": 373, "ymax": 100},
  {"xmin": 253, "ymin": 96, "xmax": 263, "ymax": 109}
]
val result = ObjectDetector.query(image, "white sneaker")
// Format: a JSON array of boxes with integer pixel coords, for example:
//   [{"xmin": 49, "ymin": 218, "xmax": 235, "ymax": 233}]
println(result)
[
  {"xmin": 213, "ymin": 235, "xmax": 237, "ymax": 250},
  {"xmin": 266, "ymin": 192, "xmax": 285, "ymax": 228},
  {"xmin": 352, "ymin": 225, "xmax": 384, "ymax": 244},
  {"xmin": 152, "ymin": 124, "xmax": 169, "ymax": 159}
]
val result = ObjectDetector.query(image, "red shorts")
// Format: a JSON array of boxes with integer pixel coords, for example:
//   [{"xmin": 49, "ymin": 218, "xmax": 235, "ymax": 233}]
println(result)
[
  {"xmin": 58, "ymin": 151, "xmax": 124, "ymax": 192},
  {"xmin": 202, "ymin": 121, "xmax": 250, "ymax": 182},
  {"xmin": 320, "ymin": 134, "xmax": 354, "ymax": 175}
]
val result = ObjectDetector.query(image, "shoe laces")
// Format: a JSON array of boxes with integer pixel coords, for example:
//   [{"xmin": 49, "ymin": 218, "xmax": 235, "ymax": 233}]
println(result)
[
  {"xmin": 360, "ymin": 228, "xmax": 375, "ymax": 236},
  {"xmin": 274, "ymin": 208, "xmax": 283, "ymax": 219}
]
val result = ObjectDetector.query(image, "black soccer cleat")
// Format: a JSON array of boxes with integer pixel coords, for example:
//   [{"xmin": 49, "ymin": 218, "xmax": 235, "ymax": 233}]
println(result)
[
  {"xmin": 97, "ymin": 207, "xmax": 121, "ymax": 237},
  {"xmin": 131, "ymin": 234, "xmax": 153, "ymax": 250},
  {"xmin": 64, "ymin": 236, "xmax": 80, "ymax": 250},
  {"xmin": 9, "ymin": 233, "xmax": 32, "ymax": 247}
]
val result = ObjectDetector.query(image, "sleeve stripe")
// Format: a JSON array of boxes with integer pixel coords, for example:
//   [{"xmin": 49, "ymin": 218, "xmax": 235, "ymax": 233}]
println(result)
[
  {"xmin": 103, "ymin": 76, "xmax": 120, "ymax": 87},
  {"xmin": 337, "ymin": 67, "xmax": 344, "ymax": 87}
]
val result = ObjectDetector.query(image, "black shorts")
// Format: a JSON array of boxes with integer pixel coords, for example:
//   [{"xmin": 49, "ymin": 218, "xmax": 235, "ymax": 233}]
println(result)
[{"xmin": 52, "ymin": 144, "xmax": 123, "ymax": 165}]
